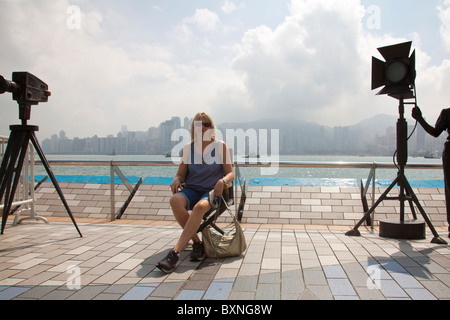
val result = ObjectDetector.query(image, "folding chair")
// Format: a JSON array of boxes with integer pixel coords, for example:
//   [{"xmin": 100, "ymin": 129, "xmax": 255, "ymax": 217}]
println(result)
[{"xmin": 197, "ymin": 163, "xmax": 247, "ymax": 235}]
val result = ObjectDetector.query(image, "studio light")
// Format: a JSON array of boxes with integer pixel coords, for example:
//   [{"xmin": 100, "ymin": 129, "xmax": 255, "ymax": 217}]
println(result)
[
  {"xmin": 371, "ymin": 41, "xmax": 416, "ymax": 99},
  {"xmin": 346, "ymin": 41, "xmax": 447, "ymax": 245}
]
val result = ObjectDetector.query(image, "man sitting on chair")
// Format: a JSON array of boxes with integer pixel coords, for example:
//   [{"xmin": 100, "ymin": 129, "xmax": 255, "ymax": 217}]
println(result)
[{"xmin": 156, "ymin": 112, "xmax": 234, "ymax": 274}]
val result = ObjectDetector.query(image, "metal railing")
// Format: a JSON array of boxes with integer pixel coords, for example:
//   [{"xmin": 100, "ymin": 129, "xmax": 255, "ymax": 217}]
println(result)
[
  {"xmin": 33, "ymin": 158, "xmax": 443, "ymax": 221},
  {"xmin": 35, "ymin": 159, "xmax": 444, "ymax": 172},
  {"xmin": 0, "ymin": 136, "xmax": 48, "ymax": 226}
]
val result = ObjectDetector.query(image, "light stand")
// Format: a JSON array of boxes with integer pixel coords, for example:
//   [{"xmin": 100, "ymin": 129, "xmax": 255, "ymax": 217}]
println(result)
[
  {"xmin": 346, "ymin": 97, "xmax": 447, "ymax": 244},
  {"xmin": 0, "ymin": 72, "xmax": 82, "ymax": 237},
  {"xmin": 345, "ymin": 42, "xmax": 447, "ymax": 244}
]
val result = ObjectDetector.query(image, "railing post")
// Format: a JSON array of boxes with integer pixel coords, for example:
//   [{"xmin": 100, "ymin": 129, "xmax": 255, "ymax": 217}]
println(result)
[
  {"xmin": 110, "ymin": 160, "xmax": 115, "ymax": 221},
  {"xmin": 360, "ymin": 162, "xmax": 379, "ymax": 229},
  {"xmin": 109, "ymin": 160, "xmax": 143, "ymax": 220},
  {"xmin": 371, "ymin": 162, "xmax": 376, "ymax": 228}
]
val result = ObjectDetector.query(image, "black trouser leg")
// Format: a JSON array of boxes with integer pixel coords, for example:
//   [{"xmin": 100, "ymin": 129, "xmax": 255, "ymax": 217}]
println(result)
[{"xmin": 443, "ymin": 143, "xmax": 450, "ymax": 233}]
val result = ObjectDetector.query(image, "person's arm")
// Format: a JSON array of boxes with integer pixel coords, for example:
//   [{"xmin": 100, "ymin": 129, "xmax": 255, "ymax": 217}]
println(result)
[
  {"xmin": 412, "ymin": 106, "xmax": 444, "ymax": 138},
  {"xmin": 213, "ymin": 142, "xmax": 235, "ymax": 197},
  {"xmin": 171, "ymin": 145, "xmax": 189, "ymax": 194}
]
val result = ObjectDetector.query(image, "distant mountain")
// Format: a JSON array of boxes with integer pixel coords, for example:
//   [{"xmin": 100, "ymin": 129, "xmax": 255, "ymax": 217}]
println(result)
[
  {"xmin": 351, "ymin": 114, "xmax": 399, "ymax": 135},
  {"xmin": 218, "ymin": 118, "xmax": 323, "ymax": 131},
  {"xmin": 216, "ymin": 114, "xmax": 405, "ymax": 154},
  {"xmin": 218, "ymin": 113, "xmax": 401, "ymax": 133}
]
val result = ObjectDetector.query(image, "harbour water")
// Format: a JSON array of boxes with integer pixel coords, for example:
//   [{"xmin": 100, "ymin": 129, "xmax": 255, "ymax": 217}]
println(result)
[{"xmin": 34, "ymin": 154, "xmax": 444, "ymax": 186}]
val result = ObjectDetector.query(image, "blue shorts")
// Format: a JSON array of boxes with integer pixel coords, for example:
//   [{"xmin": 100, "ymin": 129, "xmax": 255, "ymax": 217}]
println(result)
[{"xmin": 178, "ymin": 188, "xmax": 210, "ymax": 211}]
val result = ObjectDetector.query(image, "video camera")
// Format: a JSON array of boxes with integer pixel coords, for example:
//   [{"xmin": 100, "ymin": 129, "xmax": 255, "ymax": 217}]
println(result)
[{"xmin": 0, "ymin": 72, "xmax": 51, "ymax": 121}]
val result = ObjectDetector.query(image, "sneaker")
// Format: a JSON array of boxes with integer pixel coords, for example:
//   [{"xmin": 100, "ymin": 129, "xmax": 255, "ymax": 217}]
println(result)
[
  {"xmin": 156, "ymin": 250, "xmax": 179, "ymax": 274},
  {"xmin": 190, "ymin": 241, "xmax": 205, "ymax": 261}
]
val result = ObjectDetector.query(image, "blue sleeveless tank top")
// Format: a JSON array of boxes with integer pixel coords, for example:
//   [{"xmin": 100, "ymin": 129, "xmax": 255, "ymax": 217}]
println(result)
[{"xmin": 185, "ymin": 141, "xmax": 225, "ymax": 192}]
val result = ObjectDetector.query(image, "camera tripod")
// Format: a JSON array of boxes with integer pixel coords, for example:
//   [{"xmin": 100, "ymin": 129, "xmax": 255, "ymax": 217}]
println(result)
[
  {"xmin": 0, "ymin": 122, "xmax": 82, "ymax": 237},
  {"xmin": 346, "ymin": 98, "xmax": 447, "ymax": 244}
]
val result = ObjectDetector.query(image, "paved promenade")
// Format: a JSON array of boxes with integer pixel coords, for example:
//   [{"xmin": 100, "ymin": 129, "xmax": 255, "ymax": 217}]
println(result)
[
  {"xmin": 34, "ymin": 181, "xmax": 449, "ymax": 228},
  {"xmin": 0, "ymin": 216, "xmax": 448, "ymax": 301}
]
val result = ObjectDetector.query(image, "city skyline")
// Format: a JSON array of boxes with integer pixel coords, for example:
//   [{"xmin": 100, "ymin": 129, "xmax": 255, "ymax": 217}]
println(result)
[{"xmin": 41, "ymin": 113, "xmax": 447, "ymax": 157}]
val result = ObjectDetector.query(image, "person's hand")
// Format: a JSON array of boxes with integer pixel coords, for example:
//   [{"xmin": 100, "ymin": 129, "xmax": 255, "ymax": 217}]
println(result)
[
  {"xmin": 214, "ymin": 179, "xmax": 225, "ymax": 198},
  {"xmin": 170, "ymin": 177, "xmax": 182, "ymax": 194},
  {"xmin": 412, "ymin": 106, "xmax": 422, "ymax": 120}
]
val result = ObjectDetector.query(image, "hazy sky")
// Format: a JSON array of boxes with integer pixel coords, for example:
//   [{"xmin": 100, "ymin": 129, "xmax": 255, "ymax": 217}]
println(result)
[{"xmin": 1, "ymin": 0, "xmax": 450, "ymax": 140}]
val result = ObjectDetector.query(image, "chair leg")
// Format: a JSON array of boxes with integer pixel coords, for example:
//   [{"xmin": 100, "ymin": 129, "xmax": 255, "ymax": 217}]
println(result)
[
  {"xmin": 211, "ymin": 223, "xmax": 225, "ymax": 235},
  {"xmin": 197, "ymin": 207, "xmax": 226, "ymax": 234}
]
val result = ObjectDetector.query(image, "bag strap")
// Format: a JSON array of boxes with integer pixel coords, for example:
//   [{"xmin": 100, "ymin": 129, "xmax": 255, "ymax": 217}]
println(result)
[
  {"xmin": 206, "ymin": 194, "xmax": 238, "ymax": 227},
  {"xmin": 221, "ymin": 195, "xmax": 238, "ymax": 223}
]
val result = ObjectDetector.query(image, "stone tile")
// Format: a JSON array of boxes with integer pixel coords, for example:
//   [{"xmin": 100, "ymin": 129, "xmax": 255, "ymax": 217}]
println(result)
[
  {"xmin": 303, "ymin": 269, "xmax": 327, "ymax": 286},
  {"xmin": 120, "ymin": 284, "xmax": 156, "ymax": 300},
  {"xmin": 40, "ymin": 288, "xmax": 76, "ymax": 300},
  {"xmin": 10, "ymin": 258, "xmax": 48, "ymax": 270},
  {"xmin": 420, "ymin": 280, "xmax": 450, "ymax": 299},
  {"xmin": 255, "ymin": 283, "xmax": 280, "ymax": 300},
  {"xmin": 390, "ymin": 272, "xmax": 423, "ymax": 289},
  {"xmin": 298, "ymin": 288, "xmax": 319, "ymax": 300},
  {"xmin": 93, "ymin": 293, "xmax": 123, "ymax": 300},
  {"xmin": 150, "ymin": 282, "xmax": 184, "ymax": 298},
  {"xmin": 261, "ymin": 258, "xmax": 280, "ymax": 270},
  {"xmin": 378, "ymin": 279, "xmax": 408, "ymax": 298},
  {"xmin": 323, "ymin": 265, "xmax": 347, "ymax": 279},
  {"xmin": 232, "ymin": 275, "xmax": 258, "ymax": 292},
  {"xmin": 115, "ymin": 258, "xmax": 143, "ymax": 270},
  {"xmin": 14, "ymin": 285, "xmax": 59, "ymax": 300},
  {"xmin": 92, "ymin": 270, "xmax": 128, "ymax": 284},
  {"xmin": 405, "ymin": 288, "xmax": 437, "ymax": 300},
  {"xmin": 204, "ymin": 281, "xmax": 233, "ymax": 300},
  {"xmin": 281, "ymin": 276, "xmax": 304, "ymax": 295},
  {"xmin": 229, "ymin": 291, "xmax": 255, "ymax": 299},
  {"xmin": 66, "ymin": 285, "xmax": 109, "ymax": 300},
  {"xmin": 102, "ymin": 284, "xmax": 134, "ymax": 294},
  {"xmin": 259, "ymin": 270, "xmax": 280, "ymax": 284},
  {"xmin": 0, "ymin": 286, "xmax": 32, "ymax": 300},
  {"xmin": 176, "ymin": 289, "xmax": 205, "ymax": 300},
  {"xmin": 66, "ymin": 246, "xmax": 95, "ymax": 255},
  {"xmin": 305, "ymin": 285, "xmax": 333, "ymax": 300},
  {"xmin": 328, "ymin": 279, "xmax": 357, "ymax": 296}
]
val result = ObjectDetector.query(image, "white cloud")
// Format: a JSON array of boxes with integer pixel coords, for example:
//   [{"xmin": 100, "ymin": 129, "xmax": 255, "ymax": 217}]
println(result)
[
  {"xmin": 192, "ymin": 8, "xmax": 220, "ymax": 31},
  {"xmin": 439, "ymin": 0, "xmax": 450, "ymax": 51},
  {"xmin": 213, "ymin": 0, "xmax": 450, "ymax": 127},
  {"xmin": 2, "ymin": 0, "xmax": 450, "ymax": 142},
  {"xmin": 171, "ymin": 8, "xmax": 220, "ymax": 44},
  {"xmin": 416, "ymin": 1, "xmax": 450, "ymax": 122},
  {"xmin": 170, "ymin": 22, "xmax": 193, "ymax": 43},
  {"xmin": 222, "ymin": 0, "xmax": 237, "ymax": 14},
  {"xmin": 184, "ymin": 8, "xmax": 220, "ymax": 33},
  {"xmin": 218, "ymin": 0, "xmax": 375, "ymax": 125},
  {"xmin": 0, "ymin": 1, "xmax": 223, "ymax": 139}
]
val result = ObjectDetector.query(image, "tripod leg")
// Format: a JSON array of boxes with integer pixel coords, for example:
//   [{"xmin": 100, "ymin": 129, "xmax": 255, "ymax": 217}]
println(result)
[
  {"xmin": 29, "ymin": 133, "xmax": 82, "ymax": 237},
  {"xmin": 402, "ymin": 178, "xmax": 447, "ymax": 244},
  {"xmin": 3, "ymin": 134, "xmax": 30, "ymax": 228},
  {"xmin": 0, "ymin": 131, "xmax": 24, "ymax": 198},
  {"xmin": 346, "ymin": 177, "xmax": 399, "ymax": 236},
  {"xmin": 399, "ymin": 178, "xmax": 406, "ymax": 222},
  {"xmin": 1, "ymin": 131, "xmax": 28, "ymax": 234},
  {"xmin": 0, "ymin": 138, "xmax": 14, "ymax": 181},
  {"xmin": 404, "ymin": 187, "xmax": 418, "ymax": 220}
]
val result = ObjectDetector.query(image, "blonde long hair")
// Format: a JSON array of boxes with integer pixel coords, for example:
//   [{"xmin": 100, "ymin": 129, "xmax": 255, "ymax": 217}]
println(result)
[{"xmin": 190, "ymin": 112, "xmax": 216, "ymax": 142}]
